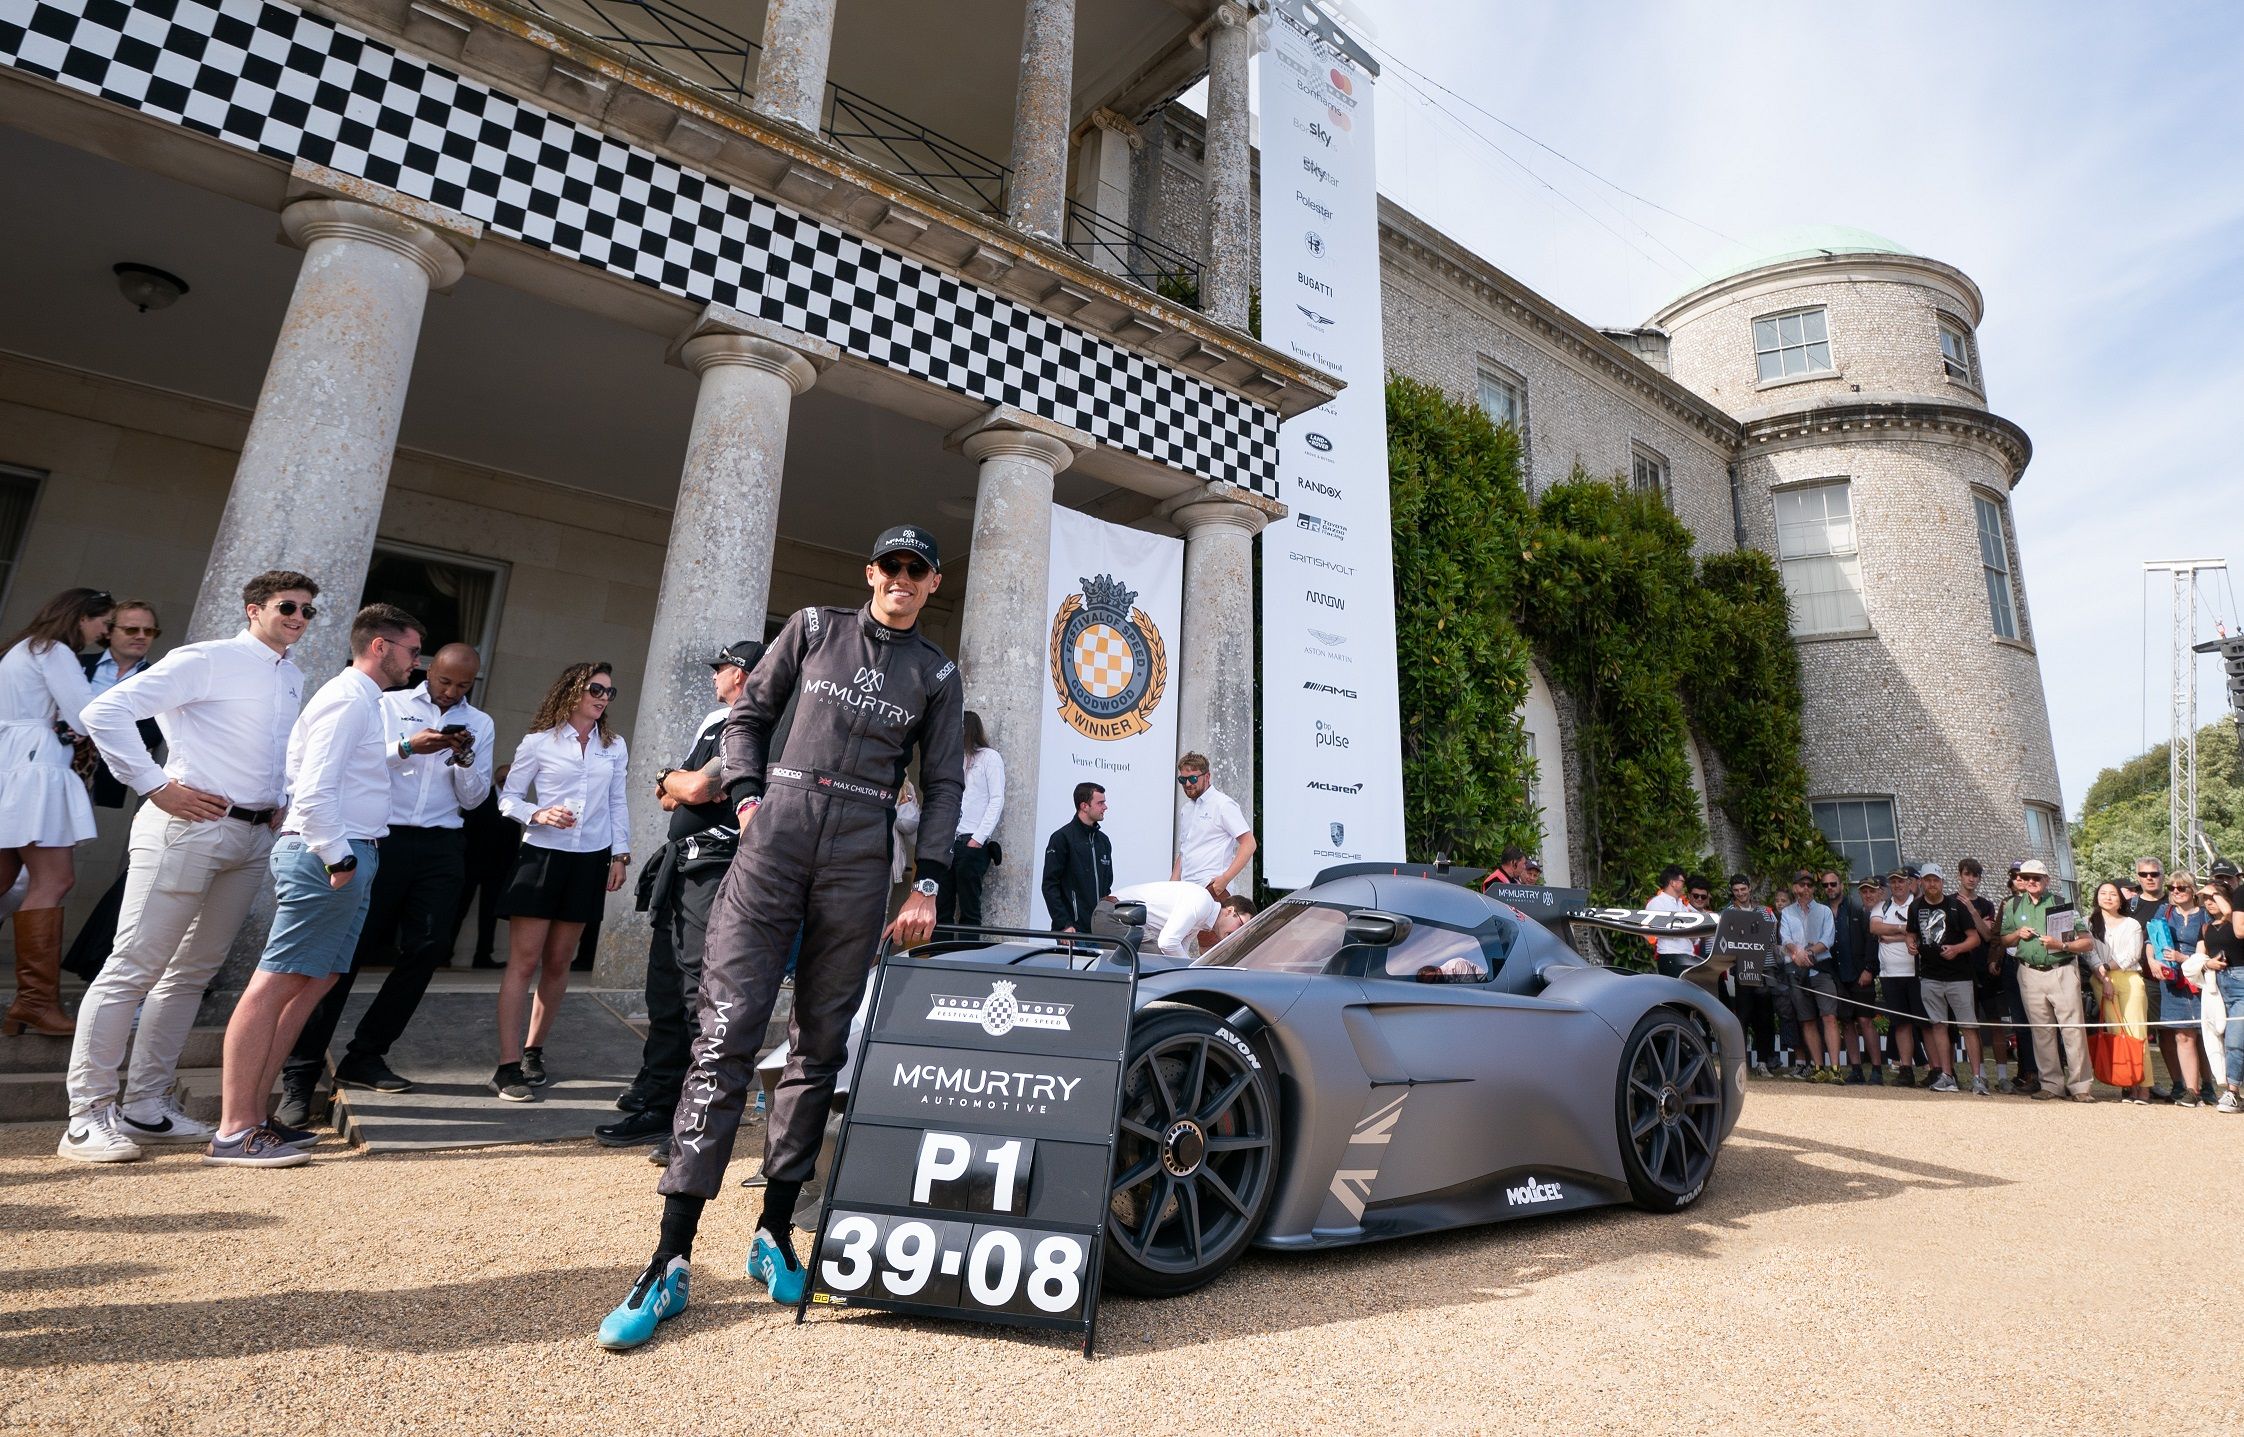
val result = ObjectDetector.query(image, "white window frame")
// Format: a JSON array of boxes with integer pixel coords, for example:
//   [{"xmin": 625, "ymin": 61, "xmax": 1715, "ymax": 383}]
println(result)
[
  {"xmin": 1811, "ymin": 796, "xmax": 1901, "ymax": 883},
  {"xmin": 1629, "ymin": 443, "xmax": 1668, "ymax": 501},
  {"xmin": 365, "ymin": 538, "xmax": 511, "ymax": 695},
  {"xmin": 0, "ymin": 463, "xmax": 46, "ymax": 619},
  {"xmin": 2023, "ymin": 802, "xmax": 2075, "ymax": 899},
  {"xmin": 1772, "ymin": 479, "xmax": 1870, "ymax": 636},
  {"xmin": 1752, "ymin": 306, "xmax": 1834, "ymax": 383},
  {"xmin": 1971, "ymin": 491, "xmax": 2019, "ymax": 641},
  {"xmin": 1476, "ymin": 363, "xmax": 1531, "ymax": 490},
  {"xmin": 1938, "ymin": 314, "xmax": 1978, "ymax": 386}
]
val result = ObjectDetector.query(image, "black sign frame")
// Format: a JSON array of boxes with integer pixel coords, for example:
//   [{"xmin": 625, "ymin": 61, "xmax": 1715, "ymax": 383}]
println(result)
[{"xmin": 796, "ymin": 925, "xmax": 1139, "ymax": 1357}]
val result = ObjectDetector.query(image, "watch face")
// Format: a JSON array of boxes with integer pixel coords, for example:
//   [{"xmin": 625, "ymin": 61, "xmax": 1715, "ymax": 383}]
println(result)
[{"xmin": 915, "ymin": 879, "xmax": 940, "ymax": 896}]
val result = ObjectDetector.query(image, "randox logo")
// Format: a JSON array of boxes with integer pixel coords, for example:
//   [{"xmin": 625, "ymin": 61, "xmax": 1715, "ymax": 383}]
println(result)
[
  {"xmin": 1294, "ymin": 476, "xmax": 1343, "ymax": 498},
  {"xmin": 1049, "ymin": 572, "xmax": 1167, "ymax": 742},
  {"xmin": 927, "ymin": 979, "xmax": 1071, "ymax": 1037},
  {"xmin": 1506, "ymin": 1176, "xmax": 1564, "ymax": 1207}
]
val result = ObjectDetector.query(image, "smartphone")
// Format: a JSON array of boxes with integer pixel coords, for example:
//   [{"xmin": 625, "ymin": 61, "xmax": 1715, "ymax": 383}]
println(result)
[{"xmin": 440, "ymin": 724, "xmax": 468, "ymax": 736}]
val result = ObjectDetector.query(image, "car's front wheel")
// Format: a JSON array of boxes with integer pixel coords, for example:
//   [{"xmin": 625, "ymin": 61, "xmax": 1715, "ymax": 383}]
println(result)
[
  {"xmin": 1615, "ymin": 1008, "xmax": 1724, "ymax": 1212},
  {"xmin": 1103, "ymin": 1004, "xmax": 1279, "ymax": 1297}
]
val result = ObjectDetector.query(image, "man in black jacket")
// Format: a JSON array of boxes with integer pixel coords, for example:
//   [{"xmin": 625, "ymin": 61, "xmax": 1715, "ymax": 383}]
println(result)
[
  {"xmin": 62, "ymin": 602, "xmax": 165, "ymax": 980},
  {"xmin": 1041, "ymin": 781, "xmax": 1113, "ymax": 933}
]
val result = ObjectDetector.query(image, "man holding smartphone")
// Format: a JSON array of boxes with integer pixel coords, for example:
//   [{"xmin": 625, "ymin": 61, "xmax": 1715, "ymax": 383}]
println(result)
[{"xmin": 276, "ymin": 643, "xmax": 494, "ymax": 1122}]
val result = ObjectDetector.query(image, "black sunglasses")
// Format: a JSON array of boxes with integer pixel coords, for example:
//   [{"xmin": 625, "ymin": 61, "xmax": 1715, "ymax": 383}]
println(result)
[
  {"xmin": 876, "ymin": 554, "xmax": 932, "ymax": 580},
  {"xmin": 1176, "ymin": 773, "xmax": 1204, "ymax": 787},
  {"xmin": 268, "ymin": 600, "xmax": 318, "ymax": 620},
  {"xmin": 586, "ymin": 683, "xmax": 617, "ymax": 699},
  {"xmin": 2137, "ymin": 870, "xmax": 2161, "ymax": 879}
]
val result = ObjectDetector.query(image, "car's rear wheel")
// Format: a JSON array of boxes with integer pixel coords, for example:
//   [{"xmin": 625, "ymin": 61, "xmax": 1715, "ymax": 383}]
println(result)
[
  {"xmin": 1103, "ymin": 1004, "xmax": 1279, "ymax": 1297},
  {"xmin": 1616, "ymin": 1009, "xmax": 1724, "ymax": 1211}
]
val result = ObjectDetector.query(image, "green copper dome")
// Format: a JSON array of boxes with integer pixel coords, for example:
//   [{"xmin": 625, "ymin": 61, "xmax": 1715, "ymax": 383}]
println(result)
[{"xmin": 1660, "ymin": 226, "xmax": 1917, "ymax": 309}]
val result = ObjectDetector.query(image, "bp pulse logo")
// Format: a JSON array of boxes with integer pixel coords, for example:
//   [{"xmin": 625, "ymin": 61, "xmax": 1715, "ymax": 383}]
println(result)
[
  {"xmin": 1050, "ymin": 573, "xmax": 1167, "ymax": 741},
  {"xmin": 928, "ymin": 979, "xmax": 1072, "ymax": 1037}
]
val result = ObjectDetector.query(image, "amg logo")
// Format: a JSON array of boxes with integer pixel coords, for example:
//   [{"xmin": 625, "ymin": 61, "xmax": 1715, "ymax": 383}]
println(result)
[
  {"xmin": 1297, "ymin": 270, "xmax": 1334, "ymax": 297},
  {"xmin": 1295, "ymin": 190, "xmax": 1334, "ymax": 220},
  {"xmin": 1302, "ymin": 681, "xmax": 1359, "ymax": 699},
  {"xmin": 1506, "ymin": 1176, "xmax": 1563, "ymax": 1207}
]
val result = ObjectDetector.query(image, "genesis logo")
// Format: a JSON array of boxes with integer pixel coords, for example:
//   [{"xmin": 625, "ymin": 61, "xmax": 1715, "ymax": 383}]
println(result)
[
  {"xmin": 1314, "ymin": 719, "xmax": 1350, "ymax": 748},
  {"xmin": 1307, "ymin": 628, "xmax": 1348, "ymax": 647},
  {"xmin": 1296, "ymin": 513, "xmax": 1347, "ymax": 539},
  {"xmin": 1506, "ymin": 1176, "xmax": 1564, "ymax": 1207},
  {"xmin": 927, "ymin": 979, "xmax": 1070, "ymax": 1037},
  {"xmin": 1304, "ymin": 230, "xmax": 1326, "ymax": 256},
  {"xmin": 1295, "ymin": 190, "xmax": 1334, "ymax": 220},
  {"xmin": 1289, "ymin": 551, "xmax": 1357, "ymax": 576},
  {"xmin": 1294, "ymin": 476, "xmax": 1343, "ymax": 499},
  {"xmin": 1295, "ymin": 303, "xmax": 1336, "ymax": 328},
  {"xmin": 1304, "ymin": 432, "xmax": 1333, "ymax": 452},
  {"xmin": 1302, "ymin": 681, "xmax": 1359, "ymax": 699},
  {"xmin": 1306, "ymin": 590, "xmax": 1346, "ymax": 610},
  {"xmin": 1308, "ymin": 779, "xmax": 1364, "ymax": 794}
]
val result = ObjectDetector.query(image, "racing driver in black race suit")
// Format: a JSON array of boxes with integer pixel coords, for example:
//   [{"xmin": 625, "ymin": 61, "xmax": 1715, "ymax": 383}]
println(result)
[{"xmin": 597, "ymin": 524, "xmax": 964, "ymax": 1350}]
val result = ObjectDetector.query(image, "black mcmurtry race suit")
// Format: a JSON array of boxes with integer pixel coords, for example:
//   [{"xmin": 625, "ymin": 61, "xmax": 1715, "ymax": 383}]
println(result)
[{"xmin": 660, "ymin": 604, "xmax": 964, "ymax": 1199}]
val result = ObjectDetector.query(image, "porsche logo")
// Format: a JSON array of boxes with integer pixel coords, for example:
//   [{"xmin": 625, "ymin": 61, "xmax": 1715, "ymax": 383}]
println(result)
[{"xmin": 1049, "ymin": 573, "xmax": 1167, "ymax": 741}]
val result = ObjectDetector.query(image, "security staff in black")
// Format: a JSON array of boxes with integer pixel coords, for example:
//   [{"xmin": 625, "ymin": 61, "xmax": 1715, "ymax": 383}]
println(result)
[
  {"xmin": 598, "ymin": 524, "xmax": 963, "ymax": 1350},
  {"xmin": 596, "ymin": 639, "xmax": 764, "ymax": 1152},
  {"xmin": 1040, "ymin": 780, "xmax": 1114, "ymax": 932}
]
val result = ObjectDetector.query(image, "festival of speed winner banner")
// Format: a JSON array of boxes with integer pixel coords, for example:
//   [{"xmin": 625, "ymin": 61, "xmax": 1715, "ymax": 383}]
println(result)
[
  {"xmin": 1034, "ymin": 505, "xmax": 1184, "ymax": 922},
  {"xmin": 1257, "ymin": 0, "xmax": 1405, "ymax": 887}
]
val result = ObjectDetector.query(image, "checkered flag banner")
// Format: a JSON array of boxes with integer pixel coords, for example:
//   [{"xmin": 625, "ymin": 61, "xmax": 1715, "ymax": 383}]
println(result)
[{"xmin": 0, "ymin": 0, "xmax": 1281, "ymax": 494}]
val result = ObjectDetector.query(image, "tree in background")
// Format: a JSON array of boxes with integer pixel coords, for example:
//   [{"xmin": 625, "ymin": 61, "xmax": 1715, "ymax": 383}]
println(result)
[{"xmin": 2074, "ymin": 717, "xmax": 2244, "ymax": 881}]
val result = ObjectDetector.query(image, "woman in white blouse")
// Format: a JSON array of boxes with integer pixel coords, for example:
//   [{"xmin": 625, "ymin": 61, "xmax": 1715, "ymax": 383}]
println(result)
[
  {"xmin": 2085, "ymin": 878, "xmax": 2149, "ymax": 1103},
  {"xmin": 0, "ymin": 588, "xmax": 115, "ymax": 1038},
  {"xmin": 491, "ymin": 662, "xmax": 630, "ymax": 1100},
  {"xmin": 936, "ymin": 710, "xmax": 1002, "ymax": 928}
]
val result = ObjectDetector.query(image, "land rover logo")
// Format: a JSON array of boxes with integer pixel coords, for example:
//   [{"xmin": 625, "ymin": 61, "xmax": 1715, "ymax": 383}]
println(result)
[
  {"xmin": 1048, "ymin": 573, "xmax": 1167, "ymax": 742},
  {"xmin": 1305, "ymin": 433, "xmax": 1333, "ymax": 452},
  {"xmin": 927, "ymin": 979, "xmax": 1072, "ymax": 1037}
]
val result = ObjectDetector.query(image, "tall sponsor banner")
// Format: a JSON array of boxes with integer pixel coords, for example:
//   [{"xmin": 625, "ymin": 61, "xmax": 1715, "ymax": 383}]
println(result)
[
  {"xmin": 1034, "ymin": 506, "xmax": 1185, "ymax": 921},
  {"xmin": 1258, "ymin": 0, "xmax": 1404, "ymax": 886}
]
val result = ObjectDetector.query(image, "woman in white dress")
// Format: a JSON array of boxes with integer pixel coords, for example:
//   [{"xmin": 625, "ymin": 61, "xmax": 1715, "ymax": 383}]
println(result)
[{"xmin": 0, "ymin": 587, "xmax": 116, "ymax": 1037}]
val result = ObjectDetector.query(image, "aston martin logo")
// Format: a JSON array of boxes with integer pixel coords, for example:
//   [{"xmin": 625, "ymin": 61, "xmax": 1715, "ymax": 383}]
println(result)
[
  {"xmin": 927, "ymin": 980, "xmax": 1072, "ymax": 1037},
  {"xmin": 1049, "ymin": 573, "xmax": 1167, "ymax": 741}
]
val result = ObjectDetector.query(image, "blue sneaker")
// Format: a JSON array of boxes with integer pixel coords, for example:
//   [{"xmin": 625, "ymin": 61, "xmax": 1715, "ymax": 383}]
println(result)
[
  {"xmin": 596, "ymin": 1257, "xmax": 690, "ymax": 1351},
  {"xmin": 746, "ymin": 1230, "xmax": 806, "ymax": 1304}
]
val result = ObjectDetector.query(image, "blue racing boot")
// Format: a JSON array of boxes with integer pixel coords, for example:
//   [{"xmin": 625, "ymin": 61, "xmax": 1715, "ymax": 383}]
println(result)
[
  {"xmin": 596, "ymin": 1257, "xmax": 690, "ymax": 1350},
  {"xmin": 746, "ymin": 1228, "xmax": 806, "ymax": 1304}
]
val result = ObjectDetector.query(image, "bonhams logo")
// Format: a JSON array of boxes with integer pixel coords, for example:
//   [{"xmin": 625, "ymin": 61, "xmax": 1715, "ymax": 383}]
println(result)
[{"xmin": 1049, "ymin": 573, "xmax": 1166, "ymax": 742}]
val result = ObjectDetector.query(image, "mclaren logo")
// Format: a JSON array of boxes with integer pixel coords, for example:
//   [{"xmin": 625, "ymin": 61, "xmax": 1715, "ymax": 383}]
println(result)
[
  {"xmin": 1506, "ymin": 1176, "xmax": 1564, "ymax": 1207},
  {"xmin": 927, "ymin": 979, "xmax": 1071, "ymax": 1037},
  {"xmin": 1049, "ymin": 573, "xmax": 1167, "ymax": 741}
]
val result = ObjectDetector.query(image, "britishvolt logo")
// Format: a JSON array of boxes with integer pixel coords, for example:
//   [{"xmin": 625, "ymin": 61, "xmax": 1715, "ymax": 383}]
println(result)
[
  {"xmin": 927, "ymin": 980, "xmax": 1072, "ymax": 1036},
  {"xmin": 1305, "ymin": 432, "xmax": 1333, "ymax": 452},
  {"xmin": 1302, "ymin": 681, "xmax": 1359, "ymax": 699},
  {"xmin": 1308, "ymin": 780, "xmax": 1364, "ymax": 794},
  {"xmin": 1296, "ymin": 304, "xmax": 1336, "ymax": 328},
  {"xmin": 1290, "ymin": 551, "xmax": 1357, "ymax": 576},
  {"xmin": 1506, "ymin": 1176, "xmax": 1564, "ymax": 1207}
]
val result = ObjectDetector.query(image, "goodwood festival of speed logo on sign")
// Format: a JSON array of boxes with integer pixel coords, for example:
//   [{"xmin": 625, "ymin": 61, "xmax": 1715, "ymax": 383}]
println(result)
[
  {"xmin": 1049, "ymin": 573, "xmax": 1167, "ymax": 741},
  {"xmin": 928, "ymin": 980, "xmax": 1073, "ymax": 1037}
]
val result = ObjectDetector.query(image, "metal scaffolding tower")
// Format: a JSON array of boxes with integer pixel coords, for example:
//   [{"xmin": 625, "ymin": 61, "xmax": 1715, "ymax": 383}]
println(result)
[{"xmin": 2147, "ymin": 559, "xmax": 2226, "ymax": 868}]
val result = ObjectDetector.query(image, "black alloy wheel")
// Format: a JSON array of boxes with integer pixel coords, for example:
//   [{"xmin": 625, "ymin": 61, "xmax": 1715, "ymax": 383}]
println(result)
[
  {"xmin": 1615, "ymin": 1009, "xmax": 1724, "ymax": 1211},
  {"xmin": 1104, "ymin": 1004, "xmax": 1279, "ymax": 1297}
]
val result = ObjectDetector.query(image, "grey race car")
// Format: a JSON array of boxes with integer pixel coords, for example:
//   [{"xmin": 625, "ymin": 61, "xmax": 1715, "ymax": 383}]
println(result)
[{"xmin": 1092, "ymin": 868, "xmax": 1745, "ymax": 1296}]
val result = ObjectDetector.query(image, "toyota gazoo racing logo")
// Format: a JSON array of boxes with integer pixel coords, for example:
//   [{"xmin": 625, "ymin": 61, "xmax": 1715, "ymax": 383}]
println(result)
[
  {"xmin": 927, "ymin": 979, "xmax": 1071, "ymax": 1037},
  {"xmin": 1296, "ymin": 513, "xmax": 1347, "ymax": 540},
  {"xmin": 1505, "ymin": 1175, "xmax": 1563, "ymax": 1208},
  {"xmin": 1049, "ymin": 572, "xmax": 1167, "ymax": 741}
]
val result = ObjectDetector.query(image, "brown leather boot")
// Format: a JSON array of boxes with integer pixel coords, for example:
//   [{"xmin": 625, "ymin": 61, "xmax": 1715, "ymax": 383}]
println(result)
[{"xmin": 3, "ymin": 907, "xmax": 73, "ymax": 1037}]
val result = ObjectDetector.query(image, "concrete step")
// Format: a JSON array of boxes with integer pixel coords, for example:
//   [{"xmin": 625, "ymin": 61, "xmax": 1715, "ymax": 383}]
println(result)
[
  {"xmin": 0, "ymin": 1072, "xmax": 63, "ymax": 1124},
  {"xmin": 0, "ymin": 1025, "xmax": 226, "ymax": 1074}
]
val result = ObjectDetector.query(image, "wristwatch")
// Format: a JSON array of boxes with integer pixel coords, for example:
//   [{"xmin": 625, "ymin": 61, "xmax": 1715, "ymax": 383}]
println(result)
[
  {"xmin": 397, "ymin": 738, "xmax": 413, "ymax": 760},
  {"xmin": 324, "ymin": 855, "xmax": 358, "ymax": 876},
  {"xmin": 913, "ymin": 878, "xmax": 940, "ymax": 897}
]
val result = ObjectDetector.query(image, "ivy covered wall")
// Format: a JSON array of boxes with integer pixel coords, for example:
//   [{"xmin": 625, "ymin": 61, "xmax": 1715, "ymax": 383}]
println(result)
[{"xmin": 1388, "ymin": 373, "xmax": 1836, "ymax": 901}]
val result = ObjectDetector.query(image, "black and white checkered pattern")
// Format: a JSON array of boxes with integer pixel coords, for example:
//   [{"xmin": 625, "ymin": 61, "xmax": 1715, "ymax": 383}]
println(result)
[{"xmin": 0, "ymin": 0, "xmax": 1280, "ymax": 493}]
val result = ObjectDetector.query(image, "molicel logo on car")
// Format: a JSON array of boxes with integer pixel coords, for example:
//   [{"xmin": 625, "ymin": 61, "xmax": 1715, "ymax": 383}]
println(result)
[
  {"xmin": 1506, "ymin": 1176, "xmax": 1563, "ymax": 1207},
  {"xmin": 927, "ymin": 979, "xmax": 1071, "ymax": 1037}
]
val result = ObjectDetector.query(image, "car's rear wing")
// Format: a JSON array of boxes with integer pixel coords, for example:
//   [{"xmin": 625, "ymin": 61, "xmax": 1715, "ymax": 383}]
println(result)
[{"xmin": 1565, "ymin": 906, "xmax": 1746, "ymax": 993}]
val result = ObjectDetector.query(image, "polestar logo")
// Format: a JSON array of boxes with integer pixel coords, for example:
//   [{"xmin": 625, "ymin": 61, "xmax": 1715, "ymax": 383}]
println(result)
[
  {"xmin": 927, "ymin": 979, "xmax": 1071, "ymax": 1037},
  {"xmin": 1506, "ymin": 1176, "xmax": 1564, "ymax": 1207},
  {"xmin": 1295, "ymin": 190, "xmax": 1334, "ymax": 220}
]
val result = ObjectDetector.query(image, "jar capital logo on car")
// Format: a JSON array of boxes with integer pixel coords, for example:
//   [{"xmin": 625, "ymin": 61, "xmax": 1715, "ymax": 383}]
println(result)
[
  {"xmin": 1506, "ymin": 1176, "xmax": 1564, "ymax": 1207},
  {"xmin": 1048, "ymin": 573, "xmax": 1166, "ymax": 741},
  {"xmin": 927, "ymin": 979, "xmax": 1071, "ymax": 1037}
]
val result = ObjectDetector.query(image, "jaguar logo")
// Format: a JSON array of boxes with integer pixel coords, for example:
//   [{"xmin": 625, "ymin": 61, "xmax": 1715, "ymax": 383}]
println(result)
[{"xmin": 1049, "ymin": 573, "xmax": 1167, "ymax": 742}]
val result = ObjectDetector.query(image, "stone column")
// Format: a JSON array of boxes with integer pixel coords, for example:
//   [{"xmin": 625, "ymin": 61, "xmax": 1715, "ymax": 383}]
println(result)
[
  {"xmin": 595, "ymin": 308, "xmax": 838, "ymax": 987},
  {"xmin": 945, "ymin": 407, "xmax": 1089, "ymax": 926},
  {"xmin": 1066, "ymin": 108, "xmax": 1141, "ymax": 277},
  {"xmin": 1161, "ymin": 481, "xmax": 1277, "ymax": 892},
  {"xmin": 1007, "ymin": 0, "xmax": 1077, "ymax": 239},
  {"xmin": 1197, "ymin": 1, "xmax": 1264, "ymax": 331},
  {"xmin": 185, "ymin": 165, "xmax": 478, "ymax": 678},
  {"xmin": 751, "ymin": 0, "xmax": 841, "ymax": 131}
]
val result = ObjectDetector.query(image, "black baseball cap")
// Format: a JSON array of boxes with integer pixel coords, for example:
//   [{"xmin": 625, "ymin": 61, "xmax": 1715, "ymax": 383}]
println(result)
[
  {"xmin": 2211, "ymin": 858, "xmax": 2240, "ymax": 879},
  {"xmin": 871, "ymin": 524, "xmax": 940, "ymax": 570},
  {"xmin": 710, "ymin": 639, "xmax": 763, "ymax": 672}
]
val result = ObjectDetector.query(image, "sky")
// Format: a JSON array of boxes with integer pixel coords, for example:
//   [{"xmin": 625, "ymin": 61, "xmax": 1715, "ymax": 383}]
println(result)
[{"xmin": 1251, "ymin": 0, "xmax": 2244, "ymax": 816}]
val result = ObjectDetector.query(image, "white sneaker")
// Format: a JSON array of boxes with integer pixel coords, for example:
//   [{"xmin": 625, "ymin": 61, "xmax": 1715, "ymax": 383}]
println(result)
[
  {"xmin": 2218, "ymin": 1090, "xmax": 2243, "ymax": 1114},
  {"xmin": 119, "ymin": 1096, "xmax": 217, "ymax": 1145},
  {"xmin": 57, "ymin": 1105, "xmax": 145, "ymax": 1164}
]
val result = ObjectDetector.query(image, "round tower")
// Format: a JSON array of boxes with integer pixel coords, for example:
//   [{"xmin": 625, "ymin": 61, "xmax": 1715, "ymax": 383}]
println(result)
[{"xmin": 1649, "ymin": 228, "xmax": 2071, "ymax": 886}]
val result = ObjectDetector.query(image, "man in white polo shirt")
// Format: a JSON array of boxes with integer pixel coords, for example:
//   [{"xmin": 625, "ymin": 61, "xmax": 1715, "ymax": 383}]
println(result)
[
  {"xmin": 60, "ymin": 570, "xmax": 314, "ymax": 1164},
  {"xmin": 1171, "ymin": 751, "xmax": 1254, "ymax": 897}
]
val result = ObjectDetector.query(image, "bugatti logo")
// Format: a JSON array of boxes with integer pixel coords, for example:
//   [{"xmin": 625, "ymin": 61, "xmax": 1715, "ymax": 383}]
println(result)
[
  {"xmin": 1049, "ymin": 573, "xmax": 1167, "ymax": 741},
  {"xmin": 1506, "ymin": 1176, "xmax": 1563, "ymax": 1207},
  {"xmin": 927, "ymin": 979, "xmax": 1072, "ymax": 1037},
  {"xmin": 1329, "ymin": 822, "xmax": 1346, "ymax": 846}
]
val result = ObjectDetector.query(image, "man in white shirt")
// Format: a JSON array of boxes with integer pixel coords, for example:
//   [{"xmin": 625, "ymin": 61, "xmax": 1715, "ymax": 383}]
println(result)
[
  {"xmin": 1868, "ymin": 868, "xmax": 1923, "ymax": 1081},
  {"xmin": 1644, "ymin": 865, "xmax": 1697, "ymax": 976},
  {"xmin": 1112, "ymin": 879, "xmax": 1254, "ymax": 959},
  {"xmin": 277, "ymin": 643, "xmax": 493, "ymax": 1121},
  {"xmin": 1172, "ymin": 751, "xmax": 1255, "ymax": 896},
  {"xmin": 206, "ymin": 605, "xmax": 424, "ymax": 1168},
  {"xmin": 60, "ymin": 570, "xmax": 315, "ymax": 1164}
]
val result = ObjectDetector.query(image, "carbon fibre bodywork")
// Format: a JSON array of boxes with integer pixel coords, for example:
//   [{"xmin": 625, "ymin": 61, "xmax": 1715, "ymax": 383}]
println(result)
[{"xmin": 1134, "ymin": 872, "xmax": 1745, "ymax": 1250}]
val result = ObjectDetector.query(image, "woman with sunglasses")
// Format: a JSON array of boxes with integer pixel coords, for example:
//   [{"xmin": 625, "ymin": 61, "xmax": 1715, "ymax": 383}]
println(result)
[
  {"xmin": 2084, "ymin": 879, "xmax": 2149, "ymax": 1102},
  {"xmin": 2191, "ymin": 883, "xmax": 2244, "ymax": 1112},
  {"xmin": 2148, "ymin": 872, "xmax": 2208, "ymax": 1107},
  {"xmin": 0, "ymin": 587, "xmax": 114, "ymax": 1036},
  {"xmin": 493, "ymin": 662, "xmax": 630, "ymax": 1101}
]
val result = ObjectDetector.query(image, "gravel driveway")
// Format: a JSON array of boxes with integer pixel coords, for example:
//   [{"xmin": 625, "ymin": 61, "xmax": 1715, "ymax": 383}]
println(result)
[{"xmin": 4, "ymin": 1086, "xmax": 2238, "ymax": 1434}]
